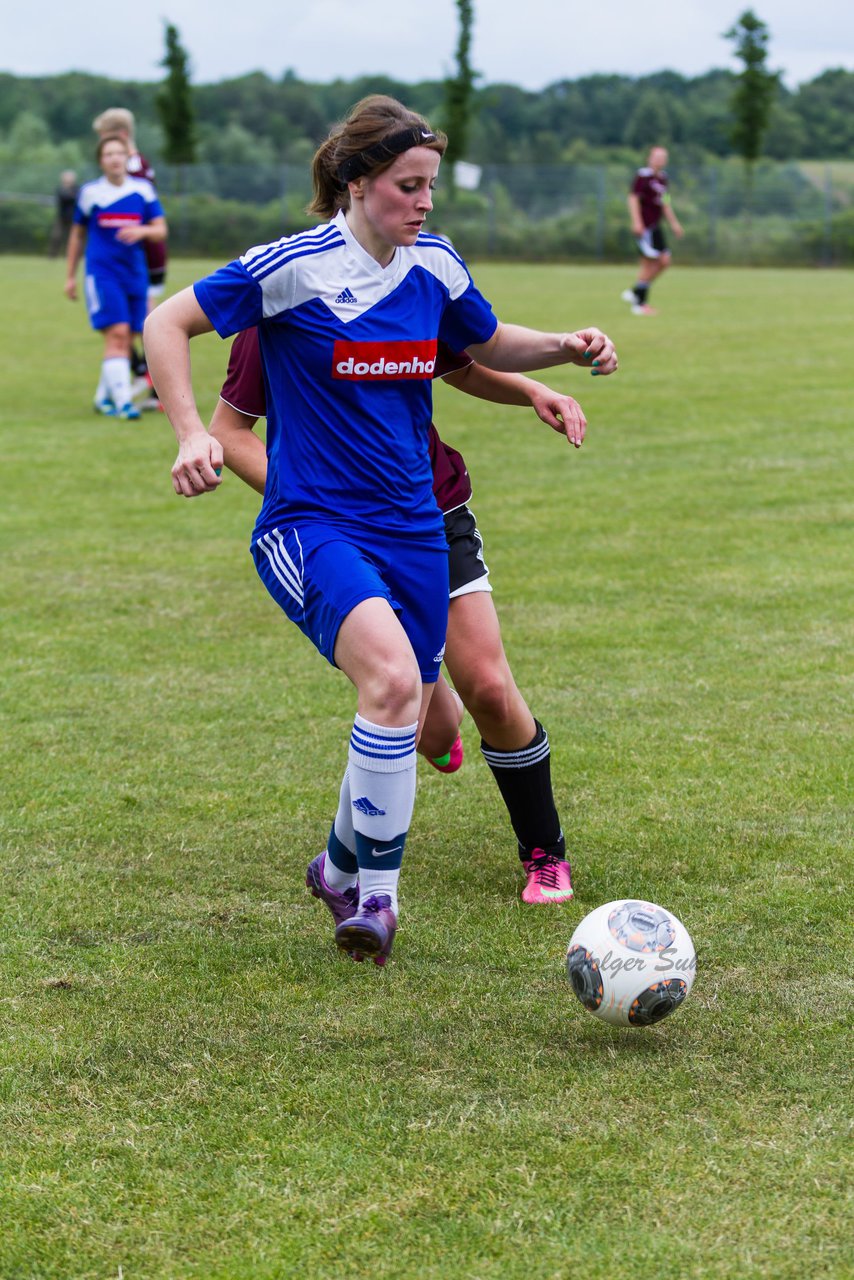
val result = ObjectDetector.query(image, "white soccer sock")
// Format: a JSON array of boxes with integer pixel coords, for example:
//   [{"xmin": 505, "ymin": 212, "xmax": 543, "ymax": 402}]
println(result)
[
  {"xmin": 324, "ymin": 768, "xmax": 358, "ymax": 890},
  {"xmin": 94, "ymin": 372, "xmax": 107, "ymax": 405},
  {"xmin": 348, "ymin": 714, "xmax": 417, "ymax": 914},
  {"xmin": 102, "ymin": 357, "xmax": 132, "ymax": 410}
]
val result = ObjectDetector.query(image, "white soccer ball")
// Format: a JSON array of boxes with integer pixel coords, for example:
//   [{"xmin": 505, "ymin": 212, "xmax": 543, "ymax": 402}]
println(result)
[{"xmin": 566, "ymin": 899, "xmax": 696, "ymax": 1027}]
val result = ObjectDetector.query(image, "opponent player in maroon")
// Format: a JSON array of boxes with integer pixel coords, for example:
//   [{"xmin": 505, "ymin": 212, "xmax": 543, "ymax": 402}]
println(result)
[
  {"xmin": 213, "ymin": 326, "xmax": 587, "ymax": 905},
  {"xmin": 622, "ymin": 146, "xmax": 684, "ymax": 316}
]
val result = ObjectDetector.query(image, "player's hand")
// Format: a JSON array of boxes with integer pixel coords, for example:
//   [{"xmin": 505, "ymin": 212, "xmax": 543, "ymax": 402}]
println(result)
[
  {"xmin": 530, "ymin": 388, "xmax": 587, "ymax": 448},
  {"xmin": 171, "ymin": 430, "xmax": 224, "ymax": 498},
  {"xmin": 116, "ymin": 225, "xmax": 146, "ymax": 244},
  {"xmin": 64, "ymin": 278, "xmax": 77, "ymax": 301},
  {"xmin": 561, "ymin": 329, "xmax": 618, "ymax": 376}
]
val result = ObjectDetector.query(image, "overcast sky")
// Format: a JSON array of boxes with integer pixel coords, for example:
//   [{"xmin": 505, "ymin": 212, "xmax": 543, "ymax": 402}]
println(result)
[{"xmin": 5, "ymin": 0, "xmax": 853, "ymax": 91}]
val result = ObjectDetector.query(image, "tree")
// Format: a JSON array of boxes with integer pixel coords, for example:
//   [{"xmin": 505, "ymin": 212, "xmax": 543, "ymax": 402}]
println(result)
[
  {"xmin": 725, "ymin": 11, "xmax": 778, "ymax": 172},
  {"xmin": 443, "ymin": 0, "xmax": 477, "ymax": 185},
  {"xmin": 156, "ymin": 22, "xmax": 196, "ymax": 164},
  {"xmin": 725, "ymin": 10, "xmax": 779, "ymax": 248}
]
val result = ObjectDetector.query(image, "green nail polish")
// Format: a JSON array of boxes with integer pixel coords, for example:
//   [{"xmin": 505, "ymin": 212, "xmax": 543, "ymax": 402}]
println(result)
[
  {"xmin": 592, "ymin": 360, "xmax": 600, "ymax": 367},
  {"xmin": 214, "ymin": 468, "xmax": 222, "ymax": 476},
  {"xmin": 583, "ymin": 350, "xmax": 592, "ymax": 359},
  {"xmin": 591, "ymin": 369, "xmax": 600, "ymax": 376}
]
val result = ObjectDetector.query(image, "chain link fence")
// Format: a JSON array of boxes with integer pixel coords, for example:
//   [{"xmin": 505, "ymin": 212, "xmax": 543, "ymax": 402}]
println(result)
[{"xmin": 3, "ymin": 160, "xmax": 851, "ymax": 265}]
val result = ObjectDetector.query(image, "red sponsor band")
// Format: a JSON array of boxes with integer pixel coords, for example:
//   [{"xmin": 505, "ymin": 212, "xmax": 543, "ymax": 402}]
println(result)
[
  {"xmin": 332, "ymin": 339, "xmax": 438, "ymax": 380},
  {"xmin": 97, "ymin": 212, "xmax": 143, "ymax": 227}
]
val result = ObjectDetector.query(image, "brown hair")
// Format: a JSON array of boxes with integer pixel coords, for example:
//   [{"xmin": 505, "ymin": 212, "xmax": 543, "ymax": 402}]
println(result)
[
  {"xmin": 96, "ymin": 133, "xmax": 130, "ymax": 164},
  {"xmin": 308, "ymin": 95, "xmax": 447, "ymax": 219}
]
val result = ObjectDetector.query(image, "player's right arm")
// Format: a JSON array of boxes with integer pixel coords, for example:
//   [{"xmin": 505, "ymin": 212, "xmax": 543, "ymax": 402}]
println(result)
[
  {"xmin": 143, "ymin": 286, "xmax": 223, "ymax": 498},
  {"xmin": 64, "ymin": 224, "xmax": 85, "ymax": 299}
]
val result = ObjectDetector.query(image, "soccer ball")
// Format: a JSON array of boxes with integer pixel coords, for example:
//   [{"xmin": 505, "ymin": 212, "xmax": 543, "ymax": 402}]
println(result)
[{"xmin": 566, "ymin": 899, "xmax": 696, "ymax": 1027}]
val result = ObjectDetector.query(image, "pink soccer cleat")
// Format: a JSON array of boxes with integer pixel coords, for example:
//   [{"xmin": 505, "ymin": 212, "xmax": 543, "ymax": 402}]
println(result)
[
  {"xmin": 521, "ymin": 850, "xmax": 574, "ymax": 905},
  {"xmin": 427, "ymin": 734, "xmax": 464, "ymax": 774}
]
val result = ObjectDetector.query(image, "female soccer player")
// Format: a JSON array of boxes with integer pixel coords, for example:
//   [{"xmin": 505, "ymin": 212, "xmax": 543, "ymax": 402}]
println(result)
[
  {"xmin": 144, "ymin": 95, "xmax": 617, "ymax": 966},
  {"xmin": 65, "ymin": 134, "xmax": 167, "ymax": 418},
  {"xmin": 211, "ymin": 326, "xmax": 585, "ymax": 906}
]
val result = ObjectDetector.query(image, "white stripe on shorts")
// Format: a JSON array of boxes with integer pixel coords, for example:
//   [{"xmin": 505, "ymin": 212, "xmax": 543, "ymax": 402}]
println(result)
[
  {"xmin": 85, "ymin": 274, "xmax": 101, "ymax": 314},
  {"xmin": 258, "ymin": 529, "xmax": 304, "ymax": 608}
]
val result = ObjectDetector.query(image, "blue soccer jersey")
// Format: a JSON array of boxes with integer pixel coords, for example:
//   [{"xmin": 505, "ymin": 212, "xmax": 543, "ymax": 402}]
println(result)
[
  {"xmin": 74, "ymin": 175, "xmax": 163, "ymax": 291},
  {"xmin": 193, "ymin": 211, "xmax": 498, "ymax": 544}
]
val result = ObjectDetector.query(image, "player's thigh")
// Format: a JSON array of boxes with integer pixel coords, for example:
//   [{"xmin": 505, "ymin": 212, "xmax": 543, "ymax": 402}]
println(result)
[
  {"xmin": 334, "ymin": 595, "xmax": 420, "ymax": 696},
  {"xmin": 444, "ymin": 590, "xmax": 513, "ymax": 692}
]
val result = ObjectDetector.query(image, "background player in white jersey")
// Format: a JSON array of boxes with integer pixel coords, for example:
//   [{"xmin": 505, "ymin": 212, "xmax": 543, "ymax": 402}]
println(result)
[
  {"xmin": 144, "ymin": 95, "xmax": 617, "ymax": 967},
  {"xmin": 65, "ymin": 134, "xmax": 167, "ymax": 419},
  {"xmin": 621, "ymin": 145, "xmax": 684, "ymax": 316}
]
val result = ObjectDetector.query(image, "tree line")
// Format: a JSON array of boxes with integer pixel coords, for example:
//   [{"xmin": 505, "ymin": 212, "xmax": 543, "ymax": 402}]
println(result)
[{"xmin": 1, "ymin": 61, "xmax": 853, "ymax": 176}]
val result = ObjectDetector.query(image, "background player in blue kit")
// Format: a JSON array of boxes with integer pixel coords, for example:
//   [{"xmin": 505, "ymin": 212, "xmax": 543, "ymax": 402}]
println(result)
[
  {"xmin": 621, "ymin": 145, "xmax": 684, "ymax": 316},
  {"xmin": 144, "ymin": 95, "xmax": 617, "ymax": 967},
  {"xmin": 93, "ymin": 107, "xmax": 169, "ymax": 409},
  {"xmin": 65, "ymin": 134, "xmax": 167, "ymax": 419}
]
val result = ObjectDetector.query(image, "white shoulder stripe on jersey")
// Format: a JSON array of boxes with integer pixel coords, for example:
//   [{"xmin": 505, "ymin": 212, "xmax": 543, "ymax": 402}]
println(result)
[
  {"xmin": 242, "ymin": 224, "xmax": 342, "ymax": 275},
  {"xmin": 247, "ymin": 231, "xmax": 346, "ymax": 283}
]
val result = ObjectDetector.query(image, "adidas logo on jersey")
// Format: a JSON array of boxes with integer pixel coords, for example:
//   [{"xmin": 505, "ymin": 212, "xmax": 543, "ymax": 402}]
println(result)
[
  {"xmin": 352, "ymin": 795, "xmax": 387, "ymax": 817},
  {"xmin": 334, "ymin": 286, "xmax": 358, "ymax": 304},
  {"xmin": 333, "ymin": 339, "xmax": 438, "ymax": 381}
]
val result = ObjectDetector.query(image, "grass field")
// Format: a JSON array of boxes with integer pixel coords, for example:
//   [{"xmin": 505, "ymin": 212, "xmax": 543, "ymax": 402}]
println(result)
[{"xmin": 1, "ymin": 256, "xmax": 851, "ymax": 1280}]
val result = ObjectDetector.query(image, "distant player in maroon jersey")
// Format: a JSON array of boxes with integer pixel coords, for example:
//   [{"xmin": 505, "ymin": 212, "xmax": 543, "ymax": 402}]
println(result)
[
  {"xmin": 212, "ymin": 326, "xmax": 589, "ymax": 906},
  {"xmin": 94, "ymin": 108, "xmax": 168, "ymax": 403},
  {"xmin": 621, "ymin": 146, "xmax": 684, "ymax": 316}
]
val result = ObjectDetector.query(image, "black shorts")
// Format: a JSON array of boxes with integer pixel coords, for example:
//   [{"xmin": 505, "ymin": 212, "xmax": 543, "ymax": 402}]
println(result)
[
  {"xmin": 636, "ymin": 225, "xmax": 668, "ymax": 259},
  {"xmin": 444, "ymin": 504, "xmax": 492, "ymax": 598}
]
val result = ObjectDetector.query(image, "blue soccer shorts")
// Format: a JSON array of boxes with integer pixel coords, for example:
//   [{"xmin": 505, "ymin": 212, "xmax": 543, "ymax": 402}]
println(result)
[
  {"xmin": 252, "ymin": 523, "xmax": 449, "ymax": 683},
  {"xmin": 84, "ymin": 272, "xmax": 148, "ymax": 332}
]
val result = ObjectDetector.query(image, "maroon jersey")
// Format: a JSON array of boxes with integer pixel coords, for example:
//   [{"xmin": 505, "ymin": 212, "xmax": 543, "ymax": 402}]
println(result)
[
  {"xmin": 631, "ymin": 167, "xmax": 668, "ymax": 229},
  {"xmin": 128, "ymin": 149, "xmax": 167, "ymax": 274},
  {"xmin": 220, "ymin": 328, "xmax": 474, "ymax": 513}
]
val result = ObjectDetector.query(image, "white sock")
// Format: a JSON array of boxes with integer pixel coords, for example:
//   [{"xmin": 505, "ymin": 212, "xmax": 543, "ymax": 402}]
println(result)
[
  {"xmin": 94, "ymin": 373, "xmax": 108, "ymax": 405},
  {"xmin": 348, "ymin": 714, "xmax": 417, "ymax": 915},
  {"xmin": 102, "ymin": 356, "xmax": 132, "ymax": 409}
]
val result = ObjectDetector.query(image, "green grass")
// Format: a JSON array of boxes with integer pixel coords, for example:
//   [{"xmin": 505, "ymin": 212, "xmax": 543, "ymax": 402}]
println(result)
[{"xmin": 1, "ymin": 256, "xmax": 851, "ymax": 1280}]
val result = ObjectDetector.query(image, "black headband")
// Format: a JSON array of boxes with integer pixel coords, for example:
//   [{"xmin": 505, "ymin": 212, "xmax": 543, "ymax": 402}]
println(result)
[{"xmin": 337, "ymin": 126, "xmax": 438, "ymax": 185}]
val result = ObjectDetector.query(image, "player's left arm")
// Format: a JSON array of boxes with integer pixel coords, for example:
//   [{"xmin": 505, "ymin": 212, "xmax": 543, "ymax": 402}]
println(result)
[
  {"xmin": 663, "ymin": 196, "xmax": 684, "ymax": 238},
  {"xmin": 116, "ymin": 215, "xmax": 168, "ymax": 246},
  {"xmin": 443, "ymin": 363, "xmax": 587, "ymax": 448},
  {"xmin": 467, "ymin": 323, "xmax": 618, "ymax": 378}
]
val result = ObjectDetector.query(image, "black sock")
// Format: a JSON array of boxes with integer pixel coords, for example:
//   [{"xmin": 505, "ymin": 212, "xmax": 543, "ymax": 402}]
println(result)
[
  {"xmin": 131, "ymin": 344, "xmax": 148, "ymax": 377},
  {"xmin": 633, "ymin": 282, "xmax": 649, "ymax": 304},
  {"xmin": 481, "ymin": 720, "xmax": 565, "ymax": 862}
]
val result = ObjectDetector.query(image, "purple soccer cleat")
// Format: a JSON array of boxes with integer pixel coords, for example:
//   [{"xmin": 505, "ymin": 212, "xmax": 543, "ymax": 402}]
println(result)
[
  {"xmin": 334, "ymin": 894, "xmax": 398, "ymax": 967},
  {"xmin": 305, "ymin": 852, "xmax": 360, "ymax": 927}
]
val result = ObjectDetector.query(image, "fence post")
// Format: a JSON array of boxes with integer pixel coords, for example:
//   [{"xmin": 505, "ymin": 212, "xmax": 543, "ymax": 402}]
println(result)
[
  {"xmin": 822, "ymin": 164, "xmax": 833, "ymax": 267},
  {"xmin": 595, "ymin": 165, "xmax": 605, "ymax": 261},
  {"xmin": 708, "ymin": 165, "xmax": 718, "ymax": 262}
]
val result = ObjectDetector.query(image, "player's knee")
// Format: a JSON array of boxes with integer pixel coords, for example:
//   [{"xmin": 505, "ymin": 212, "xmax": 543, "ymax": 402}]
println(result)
[
  {"xmin": 366, "ymin": 657, "xmax": 421, "ymax": 723},
  {"xmin": 457, "ymin": 667, "xmax": 514, "ymax": 725}
]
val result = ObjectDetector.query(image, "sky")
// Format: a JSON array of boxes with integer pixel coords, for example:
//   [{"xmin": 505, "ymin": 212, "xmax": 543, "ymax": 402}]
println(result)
[{"xmin": 4, "ymin": 0, "xmax": 853, "ymax": 91}]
